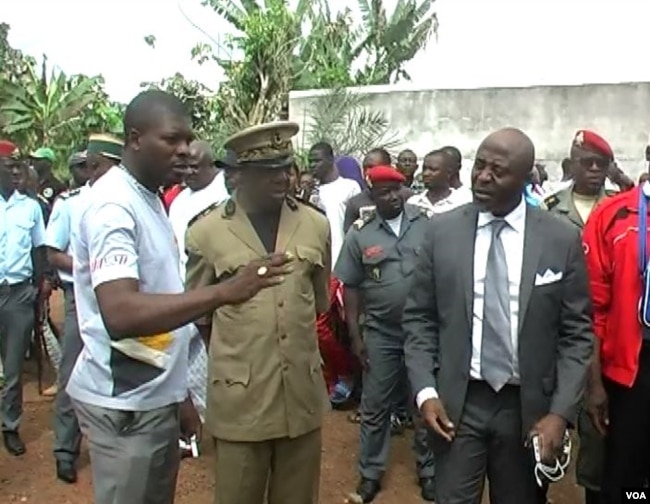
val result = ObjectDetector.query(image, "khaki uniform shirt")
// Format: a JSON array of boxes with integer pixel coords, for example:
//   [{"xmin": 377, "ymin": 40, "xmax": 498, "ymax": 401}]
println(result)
[
  {"xmin": 184, "ymin": 195, "xmax": 331, "ymax": 442},
  {"xmin": 545, "ymin": 183, "xmax": 616, "ymax": 230}
]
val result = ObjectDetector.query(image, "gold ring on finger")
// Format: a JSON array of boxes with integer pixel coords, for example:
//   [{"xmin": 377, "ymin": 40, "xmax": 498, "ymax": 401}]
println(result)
[{"xmin": 257, "ymin": 266, "xmax": 268, "ymax": 277}]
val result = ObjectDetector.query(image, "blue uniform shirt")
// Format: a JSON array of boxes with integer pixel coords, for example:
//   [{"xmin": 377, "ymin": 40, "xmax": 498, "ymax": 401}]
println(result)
[
  {"xmin": 0, "ymin": 190, "xmax": 46, "ymax": 284},
  {"xmin": 45, "ymin": 188, "xmax": 83, "ymax": 284}
]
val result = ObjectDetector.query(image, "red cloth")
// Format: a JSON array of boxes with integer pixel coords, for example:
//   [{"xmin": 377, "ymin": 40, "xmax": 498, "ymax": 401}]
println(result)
[
  {"xmin": 573, "ymin": 130, "xmax": 614, "ymax": 160},
  {"xmin": 583, "ymin": 186, "xmax": 644, "ymax": 387},
  {"xmin": 366, "ymin": 165, "xmax": 405, "ymax": 185},
  {"xmin": 0, "ymin": 140, "xmax": 17, "ymax": 157},
  {"xmin": 162, "ymin": 184, "xmax": 183, "ymax": 212},
  {"xmin": 317, "ymin": 277, "xmax": 355, "ymax": 393}
]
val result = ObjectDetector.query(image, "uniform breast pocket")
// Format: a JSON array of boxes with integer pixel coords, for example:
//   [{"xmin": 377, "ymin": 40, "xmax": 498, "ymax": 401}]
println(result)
[
  {"xmin": 295, "ymin": 245, "xmax": 324, "ymax": 275},
  {"xmin": 361, "ymin": 253, "xmax": 387, "ymax": 283},
  {"xmin": 400, "ymin": 246, "xmax": 421, "ymax": 277},
  {"xmin": 214, "ymin": 253, "xmax": 262, "ymax": 318},
  {"xmin": 214, "ymin": 253, "xmax": 255, "ymax": 280},
  {"xmin": 11, "ymin": 219, "xmax": 34, "ymax": 252}
]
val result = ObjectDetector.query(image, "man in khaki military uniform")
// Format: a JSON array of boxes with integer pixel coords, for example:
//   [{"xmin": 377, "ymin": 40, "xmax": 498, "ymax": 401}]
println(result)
[
  {"xmin": 185, "ymin": 121, "xmax": 331, "ymax": 504},
  {"xmin": 545, "ymin": 129, "xmax": 616, "ymax": 504},
  {"xmin": 546, "ymin": 129, "xmax": 617, "ymax": 231}
]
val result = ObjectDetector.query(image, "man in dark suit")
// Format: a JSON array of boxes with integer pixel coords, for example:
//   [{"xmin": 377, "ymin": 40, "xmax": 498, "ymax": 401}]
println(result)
[{"xmin": 403, "ymin": 128, "xmax": 593, "ymax": 503}]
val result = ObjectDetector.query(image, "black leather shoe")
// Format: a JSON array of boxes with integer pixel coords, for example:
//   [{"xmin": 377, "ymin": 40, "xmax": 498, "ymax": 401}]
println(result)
[
  {"xmin": 419, "ymin": 477, "xmax": 436, "ymax": 502},
  {"xmin": 3, "ymin": 431, "xmax": 25, "ymax": 456},
  {"xmin": 56, "ymin": 460, "xmax": 77, "ymax": 484},
  {"xmin": 356, "ymin": 478, "xmax": 381, "ymax": 503}
]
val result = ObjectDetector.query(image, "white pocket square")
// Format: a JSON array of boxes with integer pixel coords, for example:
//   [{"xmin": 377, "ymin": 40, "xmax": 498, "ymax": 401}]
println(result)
[{"xmin": 534, "ymin": 269, "xmax": 563, "ymax": 286}]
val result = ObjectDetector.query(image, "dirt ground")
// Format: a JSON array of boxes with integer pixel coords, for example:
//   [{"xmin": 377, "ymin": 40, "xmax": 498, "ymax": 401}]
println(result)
[{"xmin": 0, "ymin": 293, "xmax": 583, "ymax": 503}]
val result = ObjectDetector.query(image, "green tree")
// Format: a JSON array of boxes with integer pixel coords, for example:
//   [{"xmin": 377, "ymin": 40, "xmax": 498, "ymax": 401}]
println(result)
[
  {"xmin": 0, "ymin": 54, "xmax": 123, "ymax": 180},
  {"xmin": 206, "ymin": 0, "xmax": 437, "ymax": 91},
  {"xmin": 140, "ymin": 70, "xmax": 230, "ymax": 155},
  {"xmin": 197, "ymin": 0, "xmax": 436, "ymax": 131}
]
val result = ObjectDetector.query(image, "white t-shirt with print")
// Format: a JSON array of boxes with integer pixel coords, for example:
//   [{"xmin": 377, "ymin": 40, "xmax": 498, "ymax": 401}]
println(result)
[
  {"xmin": 68, "ymin": 166, "xmax": 192, "ymax": 411},
  {"xmin": 318, "ymin": 177, "xmax": 361, "ymax": 264}
]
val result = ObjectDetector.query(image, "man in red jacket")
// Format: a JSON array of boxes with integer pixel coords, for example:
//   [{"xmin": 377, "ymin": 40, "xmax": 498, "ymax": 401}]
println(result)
[{"xmin": 583, "ymin": 182, "xmax": 650, "ymax": 504}]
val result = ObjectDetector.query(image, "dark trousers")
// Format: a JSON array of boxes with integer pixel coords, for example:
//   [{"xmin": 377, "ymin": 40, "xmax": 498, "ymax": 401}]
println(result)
[
  {"xmin": 0, "ymin": 282, "xmax": 36, "ymax": 432},
  {"xmin": 433, "ymin": 381, "xmax": 545, "ymax": 504},
  {"xmin": 359, "ymin": 332, "xmax": 434, "ymax": 480},
  {"xmin": 53, "ymin": 284, "xmax": 83, "ymax": 463},
  {"xmin": 600, "ymin": 344, "xmax": 650, "ymax": 504}
]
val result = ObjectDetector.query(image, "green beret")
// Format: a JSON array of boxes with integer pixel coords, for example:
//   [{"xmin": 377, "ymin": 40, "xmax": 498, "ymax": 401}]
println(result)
[
  {"xmin": 87, "ymin": 134, "xmax": 123, "ymax": 161},
  {"xmin": 224, "ymin": 121, "xmax": 299, "ymax": 165}
]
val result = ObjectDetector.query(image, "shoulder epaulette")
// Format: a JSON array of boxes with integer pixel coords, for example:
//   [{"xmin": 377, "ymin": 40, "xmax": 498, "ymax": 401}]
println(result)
[
  {"xmin": 419, "ymin": 206, "xmax": 434, "ymax": 219},
  {"xmin": 544, "ymin": 193, "xmax": 560, "ymax": 210},
  {"xmin": 58, "ymin": 188, "xmax": 81, "ymax": 200},
  {"xmin": 188, "ymin": 201, "xmax": 222, "ymax": 228},
  {"xmin": 293, "ymin": 196, "xmax": 326, "ymax": 215},
  {"xmin": 353, "ymin": 209, "xmax": 376, "ymax": 230}
]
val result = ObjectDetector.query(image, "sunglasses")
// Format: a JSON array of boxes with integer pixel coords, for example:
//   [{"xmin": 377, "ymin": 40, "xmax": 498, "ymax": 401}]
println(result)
[{"xmin": 578, "ymin": 157, "xmax": 609, "ymax": 170}]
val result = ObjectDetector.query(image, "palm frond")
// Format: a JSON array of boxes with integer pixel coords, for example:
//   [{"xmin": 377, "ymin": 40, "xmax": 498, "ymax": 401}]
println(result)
[{"xmin": 305, "ymin": 88, "xmax": 402, "ymax": 158}]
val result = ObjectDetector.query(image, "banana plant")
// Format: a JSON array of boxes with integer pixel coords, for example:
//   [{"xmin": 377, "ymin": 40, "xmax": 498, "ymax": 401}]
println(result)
[{"xmin": 1, "ymin": 56, "xmax": 99, "ymax": 151}]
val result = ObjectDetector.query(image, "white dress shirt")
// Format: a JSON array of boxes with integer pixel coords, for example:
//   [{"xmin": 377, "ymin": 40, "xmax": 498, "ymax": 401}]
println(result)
[
  {"xmin": 168, "ymin": 172, "xmax": 229, "ymax": 279},
  {"xmin": 416, "ymin": 197, "xmax": 527, "ymax": 408}
]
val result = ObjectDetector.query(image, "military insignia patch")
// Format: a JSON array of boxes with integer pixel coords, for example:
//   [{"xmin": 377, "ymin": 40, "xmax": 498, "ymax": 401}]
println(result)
[
  {"xmin": 224, "ymin": 199, "xmax": 236, "ymax": 217},
  {"xmin": 574, "ymin": 131, "xmax": 584, "ymax": 146},
  {"xmin": 544, "ymin": 194, "xmax": 560, "ymax": 210},
  {"xmin": 371, "ymin": 267, "xmax": 381, "ymax": 282},
  {"xmin": 43, "ymin": 187, "xmax": 53, "ymax": 198},
  {"xmin": 363, "ymin": 245, "xmax": 383, "ymax": 258}
]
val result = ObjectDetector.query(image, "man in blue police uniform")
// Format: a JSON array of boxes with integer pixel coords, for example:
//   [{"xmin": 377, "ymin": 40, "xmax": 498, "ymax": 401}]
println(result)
[
  {"xmin": 334, "ymin": 165, "xmax": 436, "ymax": 503},
  {"xmin": 46, "ymin": 134, "xmax": 122, "ymax": 483},
  {"xmin": 0, "ymin": 139, "xmax": 47, "ymax": 456}
]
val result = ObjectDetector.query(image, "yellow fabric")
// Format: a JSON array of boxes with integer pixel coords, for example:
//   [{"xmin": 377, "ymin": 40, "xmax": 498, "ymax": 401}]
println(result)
[
  {"xmin": 109, "ymin": 332, "xmax": 173, "ymax": 369},
  {"xmin": 137, "ymin": 332, "xmax": 173, "ymax": 351}
]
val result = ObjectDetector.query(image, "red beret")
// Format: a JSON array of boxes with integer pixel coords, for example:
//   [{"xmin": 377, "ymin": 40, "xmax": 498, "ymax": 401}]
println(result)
[
  {"xmin": 0, "ymin": 140, "xmax": 18, "ymax": 158},
  {"xmin": 572, "ymin": 130, "xmax": 613, "ymax": 160},
  {"xmin": 366, "ymin": 165, "xmax": 405, "ymax": 185}
]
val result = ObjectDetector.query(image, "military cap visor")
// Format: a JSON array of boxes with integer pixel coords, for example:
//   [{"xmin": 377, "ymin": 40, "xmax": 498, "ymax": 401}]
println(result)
[
  {"xmin": 68, "ymin": 151, "xmax": 87, "ymax": 167},
  {"xmin": 87, "ymin": 134, "xmax": 124, "ymax": 161},
  {"xmin": 224, "ymin": 121, "xmax": 299, "ymax": 168}
]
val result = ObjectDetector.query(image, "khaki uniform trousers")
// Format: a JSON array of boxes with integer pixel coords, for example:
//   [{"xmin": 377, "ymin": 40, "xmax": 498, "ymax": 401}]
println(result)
[{"xmin": 213, "ymin": 428, "xmax": 321, "ymax": 504}]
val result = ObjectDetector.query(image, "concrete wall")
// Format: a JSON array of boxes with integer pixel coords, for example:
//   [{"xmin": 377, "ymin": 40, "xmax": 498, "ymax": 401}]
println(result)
[{"xmin": 289, "ymin": 82, "xmax": 650, "ymax": 183}]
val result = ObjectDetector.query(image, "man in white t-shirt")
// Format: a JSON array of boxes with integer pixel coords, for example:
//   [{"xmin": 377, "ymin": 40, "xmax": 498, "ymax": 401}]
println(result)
[
  {"xmin": 68, "ymin": 90, "xmax": 294, "ymax": 504},
  {"xmin": 308, "ymin": 142, "xmax": 361, "ymax": 264},
  {"xmin": 169, "ymin": 140, "xmax": 229, "ymax": 279}
]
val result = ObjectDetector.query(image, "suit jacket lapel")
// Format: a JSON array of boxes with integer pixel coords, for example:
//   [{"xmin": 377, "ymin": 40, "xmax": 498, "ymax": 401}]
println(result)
[
  {"xmin": 276, "ymin": 200, "xmax": 301, "ymax": 252},
  {"xmin": 461, "ymin": 205, "xmax": 479, "ymax": 327},
  {"xmin": 227, "ymin": 196, "xmax": 267, "ymax": 256},
  {"xmin": 518, "ymin": 208, "xmax": 543, "ymax": 334}
]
